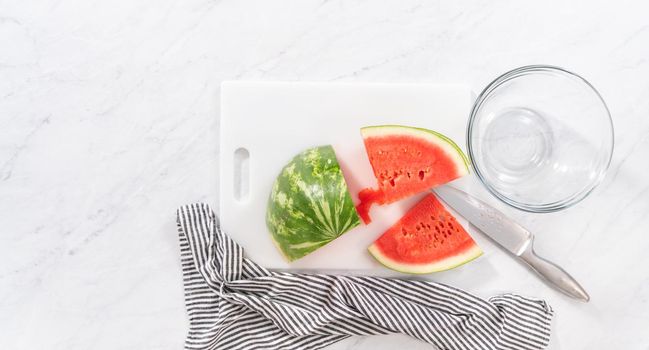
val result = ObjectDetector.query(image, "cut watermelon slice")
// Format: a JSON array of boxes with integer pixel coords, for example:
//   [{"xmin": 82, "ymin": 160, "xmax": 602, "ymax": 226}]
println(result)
[
  {"xmin": 368, "ymin": 193, "xmax": 482, "ymax": 274},
  {"xmin": 357, "ymin": 125, "xmax": 469, "ymax": 224}
]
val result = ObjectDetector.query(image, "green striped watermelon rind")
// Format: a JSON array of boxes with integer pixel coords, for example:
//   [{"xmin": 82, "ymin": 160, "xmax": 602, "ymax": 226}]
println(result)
[
  {"xmin": 368, "ymin": 243, "xmax": 483, "ymax": 274},
  {"xmin": 360, "ymin": 125, "xmax": 470, "ymax": 175},
  {"xmin": 266, "ymin": 145, "xmax": 361, "ymax": 262}
]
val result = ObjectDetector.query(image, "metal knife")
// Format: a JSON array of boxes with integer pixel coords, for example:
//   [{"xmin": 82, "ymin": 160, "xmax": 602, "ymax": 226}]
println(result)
[{"xmin": 434, "ymin": 186, "xmax": 590, "ymax": 302}]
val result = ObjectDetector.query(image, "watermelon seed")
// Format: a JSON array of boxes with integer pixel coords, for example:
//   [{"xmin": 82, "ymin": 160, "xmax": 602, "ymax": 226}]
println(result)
[
  {"xmin": 418, "ymin": 170, "xmax": 425, "ymax": 180},
  {"xmin": 389, "ymin": 178, "xmax": 396, "ymax": 187}
]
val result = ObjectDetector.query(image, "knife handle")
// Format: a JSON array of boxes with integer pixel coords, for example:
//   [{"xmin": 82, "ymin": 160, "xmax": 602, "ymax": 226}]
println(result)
[{"xmin": 519, "ymin": 241, "xmax": 590, "ymax": 302}]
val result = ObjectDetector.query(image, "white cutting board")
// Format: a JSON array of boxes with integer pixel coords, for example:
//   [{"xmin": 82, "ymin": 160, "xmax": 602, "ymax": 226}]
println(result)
[{"xmin": 220, "ymin": 81, "xmax": 472, "ymax": 270}]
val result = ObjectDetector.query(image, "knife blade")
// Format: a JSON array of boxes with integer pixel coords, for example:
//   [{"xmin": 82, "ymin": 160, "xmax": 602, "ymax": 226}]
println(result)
[{"xmin": 434, "ymin": 186, "xmax": 590, "ymax": 302}]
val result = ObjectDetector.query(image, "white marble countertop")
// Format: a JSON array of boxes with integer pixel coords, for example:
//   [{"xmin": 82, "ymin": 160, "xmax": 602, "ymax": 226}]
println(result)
[{"xmin": 2, "ymin": 0, "xmax": 649, "ymax": 349}]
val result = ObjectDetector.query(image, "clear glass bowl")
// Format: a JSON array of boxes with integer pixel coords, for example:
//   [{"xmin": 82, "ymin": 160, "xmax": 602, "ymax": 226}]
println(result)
[{"xmin": 467, "ymin": 65, "xmax": 614, "ymax": 212}]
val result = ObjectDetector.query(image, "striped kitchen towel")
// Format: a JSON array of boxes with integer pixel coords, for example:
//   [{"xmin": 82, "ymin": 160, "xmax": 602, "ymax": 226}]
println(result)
[{"xmin": 177, "ymin": 203, "xmax": 553, "ymax": 350}]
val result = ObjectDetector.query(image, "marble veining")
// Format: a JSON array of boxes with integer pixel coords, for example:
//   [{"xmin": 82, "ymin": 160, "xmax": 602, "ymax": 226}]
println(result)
[{"xmin": 1, "ymin": 0, "xmax": 649, "ymax": 349}]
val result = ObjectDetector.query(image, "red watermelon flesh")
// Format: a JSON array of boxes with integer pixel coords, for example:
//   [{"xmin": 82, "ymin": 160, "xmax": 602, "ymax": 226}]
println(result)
[
  {"xmin": 357, "ymin": 125, "xmax": 469, "ymax": 224},
  {"xmin": 368, "ymin": 193, "xmax": 482, "ymax": 274}
]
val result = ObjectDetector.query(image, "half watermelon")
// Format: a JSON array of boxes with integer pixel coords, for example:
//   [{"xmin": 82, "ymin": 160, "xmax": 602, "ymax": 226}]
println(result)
[
  {"xmin": 266, "ymin": 145, "xmax": 361, "ymax": 262},
  {"xmin": 357, "ymin": 125, "xmax": 470, "ymax": 224},
  {"xmin": 368, "ymin": 193, "xmax": 482, "ymax": 274}
]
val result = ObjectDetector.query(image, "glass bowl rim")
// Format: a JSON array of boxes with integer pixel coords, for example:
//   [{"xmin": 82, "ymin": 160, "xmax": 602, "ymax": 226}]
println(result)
[{"xmin": 467, "ymin": 64, "xmax": 615, "ymax": 213}]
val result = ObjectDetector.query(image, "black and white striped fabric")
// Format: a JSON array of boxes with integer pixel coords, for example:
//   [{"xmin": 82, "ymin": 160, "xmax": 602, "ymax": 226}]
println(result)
[{"xmin": 177, "ymin": 203, "xmax": 553, "ymax": 350}]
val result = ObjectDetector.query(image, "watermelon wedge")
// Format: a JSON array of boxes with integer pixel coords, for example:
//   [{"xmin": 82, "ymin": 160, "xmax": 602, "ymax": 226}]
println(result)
[
  {"xmin": 357, "ymin": 125, "xmax": 469, "ymax": 224},
  {"xmin": 266, "ymin": 145, "xmax": 361, "ymax": 262},
  {"xmin": 368, "ymin": 193, "xmax": 482, "ymax": 274}
]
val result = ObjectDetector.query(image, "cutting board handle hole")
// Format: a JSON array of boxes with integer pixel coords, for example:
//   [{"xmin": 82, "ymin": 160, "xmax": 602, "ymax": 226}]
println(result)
[{"xmin": 233, "ymin": 147, "xmax": 250, "ymax": 202}]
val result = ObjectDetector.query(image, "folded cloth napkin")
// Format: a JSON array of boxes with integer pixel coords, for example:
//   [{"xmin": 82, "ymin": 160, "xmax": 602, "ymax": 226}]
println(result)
[{"xmin": 177, "ymin": 203, "xmax": 553, "ymax": 350}]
